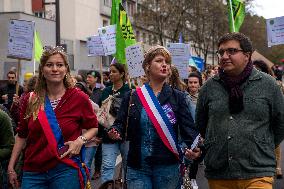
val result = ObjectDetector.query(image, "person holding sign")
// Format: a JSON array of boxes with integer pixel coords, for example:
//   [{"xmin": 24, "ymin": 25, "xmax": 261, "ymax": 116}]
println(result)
[
  {"xmin": 108, "ymin": 45, "xmax": 201, "ymax": 189},
  {"xmin": 0, "ymin": 71, "xmax": 24, "ymax": 111},
  {"xmin": 7, "ymin": 46, "xmax": 98, "ymax": 189}
]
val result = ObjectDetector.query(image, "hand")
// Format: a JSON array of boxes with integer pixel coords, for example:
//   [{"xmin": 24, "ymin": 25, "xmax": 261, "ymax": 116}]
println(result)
[
  {"xmin": 184, "ymin": 147, "xmax": 201, "ymax": 160},
  {"xmin": 13, "ymin": 94, "xmax": 20, "ymax": 104},
  {"xmin": 8, "ymin": 169, "xmax": 19, "ymax": 188},
  {"xmin": 108, "ymin": 128, "xmax": 122, "ymax": 140},
  {"xmin": 94, "ymin": 137, "xmax": 102, "ymax": 145},
  {"xmin": 60, "ymin": 138, "xmax": 84, "ymax": 159},
  {"xmin": 2, "ymin": 94, "xmax": 8, "ymax": 100}
]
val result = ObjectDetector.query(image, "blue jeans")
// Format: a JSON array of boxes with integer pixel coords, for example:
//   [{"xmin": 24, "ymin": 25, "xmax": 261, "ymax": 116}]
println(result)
[
  {"xmin": 0, "ymin": 160, "xmax": 9, "ymax": 189},
  {"xmin": 83, "ymin": 146, "xmax": 97, "ymax": 170},
  {"xmin": 101, "ymin": 142, "xmax": 129, "ymax": 183},
  {"xmin": 21, "ymin": 163, "xmax": 80, "ymax": 189},
  {"xmin": 126, "ymin": 163, "xmax": 180, "ymax": 189}
]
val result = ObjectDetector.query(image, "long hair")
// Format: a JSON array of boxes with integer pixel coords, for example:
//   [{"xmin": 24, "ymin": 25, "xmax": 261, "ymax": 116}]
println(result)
[
  {"xmin": 168, "ymin": 66, "xmax": 187, "ymax": 91},
  {"xmin": 110, "ymin": 63, "xmax": 126, "ymax": 82},
  {"xmin": 25, "ymin": 47, "xmax": 73, "ymax": 119}
]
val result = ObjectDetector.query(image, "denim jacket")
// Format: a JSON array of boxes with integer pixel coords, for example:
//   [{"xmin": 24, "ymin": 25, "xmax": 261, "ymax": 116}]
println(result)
[
  {"xmin": 111, "ymin": 84, "xmax": 198, "ymax": 168},
  {"xmin": 196, "ymin": 68, "xmax": 284, "ymax": 179}
]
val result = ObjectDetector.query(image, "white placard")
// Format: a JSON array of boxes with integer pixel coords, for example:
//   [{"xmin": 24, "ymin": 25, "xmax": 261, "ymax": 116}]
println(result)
[
  {"xmin": 125, "ymin": 44, "xmax": 144, "ymax": 78},
  {"xmin": 266, "ymin": 16, "xmax": 284, "ymax": 47},
  {"xmin": 98, "ymin": 25, "xmax": 116, "ymax": 56},
  {"xmin": 87, "ymin": 35, "xmax": 105, "ymax": 56},
  {"xmin": 166, "ymin": 43, "xmax": 191, "ymax": 79},
  {"xmin": 7, "ymin": 19, "xmax": 35, "ymax": 60}
]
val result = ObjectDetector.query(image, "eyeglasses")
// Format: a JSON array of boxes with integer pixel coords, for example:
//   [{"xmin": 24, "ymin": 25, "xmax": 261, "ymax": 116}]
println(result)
[
  {"xmin": 216, "ymin": 48, "xmax": 244, "ymax": 58},
  {"xmin": 43, "ymin": 46, "xmax": 65, "ymax": 54}
]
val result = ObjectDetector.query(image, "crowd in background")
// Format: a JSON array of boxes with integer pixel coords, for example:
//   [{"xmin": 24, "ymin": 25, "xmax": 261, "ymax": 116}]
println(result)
[{"xmin": 0, "ymin": 32, "xmax": 284, "ymax": 189}]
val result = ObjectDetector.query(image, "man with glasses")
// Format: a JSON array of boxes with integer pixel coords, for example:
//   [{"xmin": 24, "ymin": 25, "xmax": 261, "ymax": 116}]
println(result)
[{"xmin": 196, "ymin": 32, "xmax": 284, "ymax": 189}]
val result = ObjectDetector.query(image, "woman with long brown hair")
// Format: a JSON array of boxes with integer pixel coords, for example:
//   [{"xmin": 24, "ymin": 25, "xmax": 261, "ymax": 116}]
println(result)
[{"xmin": 8, "ymin": 46, "xmax": 98, "ymax": 189}]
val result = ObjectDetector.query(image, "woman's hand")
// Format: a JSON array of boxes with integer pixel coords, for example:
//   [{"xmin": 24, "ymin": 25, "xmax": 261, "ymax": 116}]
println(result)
[
  {"xmin": 94, "ymin": 137, "xmax": 102, "ymax": 145},
  {"xmin": 60, "ymin": 137, "xmax": 84, "ymax": 159},
  {"xmin": 108, "ymin": 128, "xmax": 122, "ymax": 140},
  {"xmin": 184, "ymin": 147, "xmax": 201, "ymax": 160},
  {"xmin": 8, "ymin": 169, "xmax": 19, "ymax": 188}
]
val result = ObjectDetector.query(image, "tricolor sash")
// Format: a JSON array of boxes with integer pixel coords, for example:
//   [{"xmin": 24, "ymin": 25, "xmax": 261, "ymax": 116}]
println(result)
[
  {"xmin": 37, "ymin": 95, "xmax": 90, "ymax": 189},
  {"xmin": 136, "ymin": 83, "xmax": 182, "ymax": 160}
]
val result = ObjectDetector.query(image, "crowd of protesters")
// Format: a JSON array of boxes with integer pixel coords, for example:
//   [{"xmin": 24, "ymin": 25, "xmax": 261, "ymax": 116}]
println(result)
[{"xmin": 0, "ymin": 32, "xmax": 283, "ymax": 189}]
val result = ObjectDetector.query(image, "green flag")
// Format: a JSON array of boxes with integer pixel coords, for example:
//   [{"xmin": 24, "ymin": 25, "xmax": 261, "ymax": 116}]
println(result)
[
  {"xmin": 227, "ymin": 0, "xmax": 245, "ymax": 32},
  {"xmin": 34, "ymin": 30, "xmax": 43, "ymax": 62},
  {"xmin": 111, "ymin": 1, "xmax": 136, "ymax": 64},
  {"xmin": 110, "ymin": 0, "xmax": 121, "ymax": 25}
]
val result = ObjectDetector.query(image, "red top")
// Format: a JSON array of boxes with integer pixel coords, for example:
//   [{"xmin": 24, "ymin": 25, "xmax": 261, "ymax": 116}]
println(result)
[{"xmin": 17, "ymin": 88, "xmax": 98, "ymax": 172}]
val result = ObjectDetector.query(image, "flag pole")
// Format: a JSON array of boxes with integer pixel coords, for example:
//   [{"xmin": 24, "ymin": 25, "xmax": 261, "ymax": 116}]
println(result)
[
  {"xmin": 100, "ymin": 61, "xmax": 103, "ymax": 86},
  {"xmin": 229, "ymin": 0, "xmax": 236, "ymax": 32},
  {"xmin": 33, "ymin": 59, "xmax": 36, "ymax": 75},
  {"xmin": 16, "ymin": 59, "xmax": 21, "ymax": 96}
]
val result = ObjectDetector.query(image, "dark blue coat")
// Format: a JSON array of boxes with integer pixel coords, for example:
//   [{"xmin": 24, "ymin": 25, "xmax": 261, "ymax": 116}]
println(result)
[{"xmin": 112, "ymin": 84, "xmax": 199, "ymax": 168}]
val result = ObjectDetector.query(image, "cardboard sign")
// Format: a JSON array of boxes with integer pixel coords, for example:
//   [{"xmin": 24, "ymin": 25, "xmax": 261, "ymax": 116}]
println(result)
[
  {"xmin": 87, "ymin": 35, "xmax": 105, "ymax": 56},
  {"xmin": 125, "ymin": 44, "xmax": 144, "ymax": 78},
  {"xmin": 7, "ymin": 19, "xmax": 35, "ymax": 60},
  {"xmin": 166, "ymin": 43, "xmax": 191, "ymax": 79},
  {"xmin": 98, "ymin": 25, "xmax": 116, "ymax": 56},
  {"xmin": 266, "ymin": 16, "xmax": 284, "ymax": 47}
]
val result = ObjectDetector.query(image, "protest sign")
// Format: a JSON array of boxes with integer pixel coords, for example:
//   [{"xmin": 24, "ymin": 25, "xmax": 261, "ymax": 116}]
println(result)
[
  {"xmin": 7, "ymin": 19, "xmax": 35, "ymax": 60},
  {"xmin": 266, "ymin": 16, "xmax": 284, "ymax": 47},
  {"xmin": 166, "ymin": 43, "xmax": 191, "ymax": 79},
  {"xmin": 98, "ymin": 25, "xmax": 116, "ymax": 55},
  {"xmin": 125, "ymin": 44, "xmax": 144, "ymax": 78},
  {"xmin": 87, "ymin": 35, "xmax": 105, "ymax": 56}
]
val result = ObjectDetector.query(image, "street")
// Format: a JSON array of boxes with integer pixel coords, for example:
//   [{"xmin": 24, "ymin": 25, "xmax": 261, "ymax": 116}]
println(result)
[{"xmin": 92, "ymin": 141, "xmax": 284, "ymax": 189}]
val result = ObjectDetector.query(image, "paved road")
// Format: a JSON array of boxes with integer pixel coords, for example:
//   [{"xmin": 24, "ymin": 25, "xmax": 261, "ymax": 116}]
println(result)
[{"xmin": 92, "ymin": 142, "xmax": 284, "ymax": 189}]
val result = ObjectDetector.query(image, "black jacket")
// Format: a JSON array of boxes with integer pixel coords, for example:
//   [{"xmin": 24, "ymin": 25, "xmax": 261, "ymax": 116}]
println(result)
[{"xmin": 112, "ymin": 84, "xmax": 199, "ymax": 168}]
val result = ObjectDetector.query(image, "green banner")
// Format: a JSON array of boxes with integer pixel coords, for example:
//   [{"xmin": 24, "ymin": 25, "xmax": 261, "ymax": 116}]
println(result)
[
  {"xmin": 34, "ymin": 30, "xmax": 43, "ymax": 62},
  {"xmin": 111, "ymin": 1, "xmax": 136, "ymax": 64},
  {"xmin": 228, "ymin": 0, "xmax": 245, "ymax": 32}
]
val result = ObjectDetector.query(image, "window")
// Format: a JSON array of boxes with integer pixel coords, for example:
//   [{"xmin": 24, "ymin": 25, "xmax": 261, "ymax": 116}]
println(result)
[
  {"xmin": 102, "ymin": 56, "xmax": 112, "ymax": 68},
  {"xmin": 127, "ymin": 1, "xmax": 136, "ymax": 17},
  {"xmin": 103, "ymin": 20, "xmax": 108, "ymax": 27},
  {"xmin": 34, "ymin": 12, "xmax": 45, "ymax": 18},
  {"xmin": 104, "ymin": 0, "xmax": 111, "ymax": 7}
]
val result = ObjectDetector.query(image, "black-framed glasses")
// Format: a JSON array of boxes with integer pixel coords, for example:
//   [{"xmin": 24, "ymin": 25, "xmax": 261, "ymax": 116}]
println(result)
[
  {"xmin": 43, "ymin": 46, "xmax": 65, "ymax": 54},
  {"xmin": 216, "ymin": 48, "xmax": 244, "ymax": 58}
]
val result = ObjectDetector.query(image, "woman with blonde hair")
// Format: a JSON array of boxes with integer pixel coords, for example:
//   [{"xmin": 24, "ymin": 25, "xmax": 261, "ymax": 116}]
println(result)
[
  {"xmin": 108, "ymin": 45, "xmax": 201, "ymax": 189},
  {"xmin": 8, "ymin": 46, "xmax": 98, "ymax": 189}
]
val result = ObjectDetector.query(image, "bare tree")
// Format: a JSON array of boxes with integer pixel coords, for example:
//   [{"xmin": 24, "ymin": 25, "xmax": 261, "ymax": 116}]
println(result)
[{"xmin": 134, "ymin": 0, "xmax": 259, "ymax": 65}]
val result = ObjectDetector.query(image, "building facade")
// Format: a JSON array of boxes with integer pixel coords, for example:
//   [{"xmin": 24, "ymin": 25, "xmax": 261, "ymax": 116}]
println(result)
[{"xmin": 0, "ymin": 0, "xmax": 216, "ymax": 81}]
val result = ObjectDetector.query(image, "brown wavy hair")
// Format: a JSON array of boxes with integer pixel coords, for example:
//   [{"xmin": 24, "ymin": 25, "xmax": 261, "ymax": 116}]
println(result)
[
  {"xmin": 168, "ymin": 66, "xmax": 187, "ymax": 91},
  {"xmin": 25, "ymin": 47, "xmax": 73, "ymax": 120}
]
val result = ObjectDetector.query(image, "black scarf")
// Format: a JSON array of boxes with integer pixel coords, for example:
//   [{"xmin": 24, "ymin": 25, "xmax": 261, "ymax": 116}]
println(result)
[{"xmin": 219, "ymin": 61, "xmax": 253, "ymax": 114}]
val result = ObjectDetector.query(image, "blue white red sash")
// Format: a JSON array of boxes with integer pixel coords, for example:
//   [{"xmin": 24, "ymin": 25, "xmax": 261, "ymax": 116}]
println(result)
[
  {"xmin": 37, "ymin": 95, "xmax": 90, "ymax": 189},
  {"xmin": 136, "ymin": 83, "xmax": 181, "ymax": 160}
]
